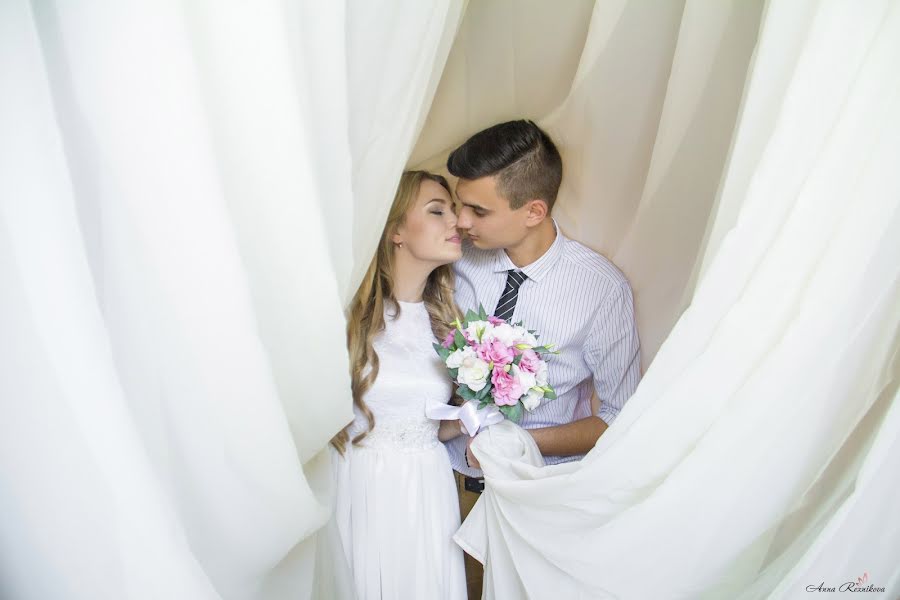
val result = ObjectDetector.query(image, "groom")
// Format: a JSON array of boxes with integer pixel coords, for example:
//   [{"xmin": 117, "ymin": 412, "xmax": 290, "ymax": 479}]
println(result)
[{"xmin": 445, "ymin": 120, "xmax": 641, "ymax": 596}]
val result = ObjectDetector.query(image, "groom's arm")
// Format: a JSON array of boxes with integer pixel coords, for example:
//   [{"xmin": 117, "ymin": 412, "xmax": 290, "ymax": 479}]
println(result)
[
  {"xmin": 527, "ymin": 415, "xmax": 609, "ymax": 456},
  {"xmin": 581, "ymin": 280, "xmax": 641, "ymax": 435},
  {"xmin": 465, "ymin": 398, "xmax": 607, "ymax": 468},
  {"xmin": 525, "ymin": 281, "xmax": 641, "ymax": 459}
]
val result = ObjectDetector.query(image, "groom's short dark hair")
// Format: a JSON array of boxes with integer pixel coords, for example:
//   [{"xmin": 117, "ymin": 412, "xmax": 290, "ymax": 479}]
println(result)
[{"xmin": 447, "ymin": 120, "xmax": 563, "ymax": 210}]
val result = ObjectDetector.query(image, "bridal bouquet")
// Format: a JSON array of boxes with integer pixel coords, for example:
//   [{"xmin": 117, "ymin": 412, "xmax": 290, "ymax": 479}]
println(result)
[{"xmin": 432, "ymin": 305, "xmax": 557, "ymax": 425}]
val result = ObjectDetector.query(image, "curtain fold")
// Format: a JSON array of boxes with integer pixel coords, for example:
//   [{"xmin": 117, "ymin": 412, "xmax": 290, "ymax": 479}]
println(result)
[
  {"xmin": 1, "ymin": 1, "xmax": 462, "ymax": 598},
  {"xmin": 453, "ymin": 1, "xmax": 900, "ymax": 597}
]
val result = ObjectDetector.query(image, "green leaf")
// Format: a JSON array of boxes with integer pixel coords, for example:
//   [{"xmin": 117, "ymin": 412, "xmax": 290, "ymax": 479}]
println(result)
[
  {"xmin": 454, "ymin": 329, "xmax": 466, "ymax": 348},
  {"xmin": 543, "ymin": 388, "xmax": 557, "ymax": 400},
  {"xmin": 458, "ymin": 385, "xmax": 475, "ymax": 400},
  {"xmin": 498, "ymin": 404, "xmax": 523, "ymax": 422},
  {"xmin": 449, "ymin": 367, "xmax": 459, "ymax": 379},
  {"xmin": 512, "ymin": 354, "xmax": 522, "ymax": 366},
  {"xmin": 476, "ymin": 384, "xmax": 491, "ymax": 400}
]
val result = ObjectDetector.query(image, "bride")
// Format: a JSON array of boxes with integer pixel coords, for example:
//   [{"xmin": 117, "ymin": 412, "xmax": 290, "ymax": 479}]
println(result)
[{"xmin": 331, "ymin": 171, "xmax": 468, "ymax": 599}]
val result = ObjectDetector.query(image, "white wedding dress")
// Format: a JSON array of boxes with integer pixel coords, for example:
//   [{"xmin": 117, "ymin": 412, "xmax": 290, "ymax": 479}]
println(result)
[{"xmin": 333, "ymin": 300, "xmax": 466, "ymax": 600}]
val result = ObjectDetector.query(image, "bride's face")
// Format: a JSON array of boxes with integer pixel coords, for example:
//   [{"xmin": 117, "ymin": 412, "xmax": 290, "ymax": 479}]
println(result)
[{"xmin": 393, "ymin": 179, "xmax": 462, "ymax": 265}]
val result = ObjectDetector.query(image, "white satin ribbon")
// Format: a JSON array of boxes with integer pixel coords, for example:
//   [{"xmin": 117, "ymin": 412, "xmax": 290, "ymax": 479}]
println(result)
[{"xmin": 426, "ymin": 399, "xmax": 504, "ymax": 437}]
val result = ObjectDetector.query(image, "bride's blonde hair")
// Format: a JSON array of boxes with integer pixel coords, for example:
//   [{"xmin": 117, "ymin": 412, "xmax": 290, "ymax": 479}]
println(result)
[{"xmin": 331, "ymin": 171, "xmax": 460, "ymax": 454}]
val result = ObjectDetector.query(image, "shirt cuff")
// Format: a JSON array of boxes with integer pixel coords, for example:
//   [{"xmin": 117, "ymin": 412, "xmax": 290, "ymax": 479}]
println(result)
[{"xmin": 597, "ymin": 406, "xmax": 619, "ymax": 426}]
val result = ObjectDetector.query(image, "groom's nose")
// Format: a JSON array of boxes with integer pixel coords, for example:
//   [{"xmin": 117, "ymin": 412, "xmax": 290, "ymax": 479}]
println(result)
[{"xmin": 456, "ymin": 207, "xmax": 473, "ymax": 230}]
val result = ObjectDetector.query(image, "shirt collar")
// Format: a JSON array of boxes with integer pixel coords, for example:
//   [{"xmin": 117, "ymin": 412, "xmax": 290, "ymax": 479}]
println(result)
[{"xmin": 492, "ymin": 219, "xmax": 566, "ymax": 283}]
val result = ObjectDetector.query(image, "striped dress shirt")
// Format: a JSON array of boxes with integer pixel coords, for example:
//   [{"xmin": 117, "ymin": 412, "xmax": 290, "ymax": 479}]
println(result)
[{"xmin": 445, "ymin": 221, "xmax": 641, "ymax": 476}]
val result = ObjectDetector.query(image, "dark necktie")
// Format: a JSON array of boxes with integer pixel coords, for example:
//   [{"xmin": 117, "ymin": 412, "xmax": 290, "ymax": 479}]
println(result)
[{"xmin": 493, "ymin": 270, "xmax": 527, "ymax": 322}]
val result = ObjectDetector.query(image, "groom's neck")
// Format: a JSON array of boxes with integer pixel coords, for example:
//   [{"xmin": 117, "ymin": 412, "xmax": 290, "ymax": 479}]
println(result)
[{"xmin": 505, "ymin": 219, "xmax": 556, "ymax": 268}]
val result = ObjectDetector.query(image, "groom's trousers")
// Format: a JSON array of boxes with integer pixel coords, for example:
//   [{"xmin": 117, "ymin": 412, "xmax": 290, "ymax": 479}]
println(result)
[{"xmin": 455, "ymin": 471, "xmax": 484, "ymax": 600}]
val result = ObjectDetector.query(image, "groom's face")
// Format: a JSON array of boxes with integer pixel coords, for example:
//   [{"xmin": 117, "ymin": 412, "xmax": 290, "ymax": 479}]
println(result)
[{"xmin": 455, "ymin": 176, "xmax": 528, "ymax": 250}]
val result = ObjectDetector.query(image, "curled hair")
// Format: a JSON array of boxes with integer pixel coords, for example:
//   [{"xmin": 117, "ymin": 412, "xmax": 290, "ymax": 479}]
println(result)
[
  {"xmin": 331, "ymin": 171, "xmax": 460, "ymax": 454},
  {"xmin": 447, "ymin": 120, "xmax": 562, "ymax": 210}
]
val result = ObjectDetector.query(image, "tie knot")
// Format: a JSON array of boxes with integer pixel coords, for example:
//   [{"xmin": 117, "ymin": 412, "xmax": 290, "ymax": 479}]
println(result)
[{"xmin": 507, "ymin": 270, "xmax": 527, "ymax": 288}]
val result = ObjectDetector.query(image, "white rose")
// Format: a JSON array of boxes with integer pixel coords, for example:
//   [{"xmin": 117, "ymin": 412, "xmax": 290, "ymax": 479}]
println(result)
[
  {"xmin": 457, "ymin": 356, "xmax": 490, "ymax": 392},
  {"xmin": 511, "ymin": 364, "xmax": 536, "ymax": 392},
  {"xmin": 464, "ymin": 320, "xmax": 491, "ymax": 344},
  {"xmin": 478, "ymin": 322, "xmax": 496, "ymax": 342},
  {"xmin": 535, "ymin": 360, "xmax": 549, "ymax": 387},
  {"xmin": 522, "ymin": 387, "xmax": 544, "ymax": 412},
  {"xmin": 489, "ymin": 323, "xmax": 518, "ymax": 347},
  {"xmin": 445, "ymin": 346, "xmax": 474, "ymax": 369}
]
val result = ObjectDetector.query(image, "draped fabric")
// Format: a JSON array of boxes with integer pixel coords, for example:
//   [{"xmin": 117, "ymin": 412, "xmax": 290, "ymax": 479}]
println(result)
[
  {"xmin": 0, "ymin": 1, "xmax": 462, "ymax": 599},
  {"xmin": 2, "ymin": 1, "xmax": 898, "ymax": 599},
  {"xmin": 448, "ymin": 1, "xmax": 900, "ymax": 597}
]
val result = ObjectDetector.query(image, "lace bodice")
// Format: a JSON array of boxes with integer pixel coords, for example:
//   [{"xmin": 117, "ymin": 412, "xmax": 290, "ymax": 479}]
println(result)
[{"xmin": 352, "ymin": 301, "xmax": 452, "ymax": 451}]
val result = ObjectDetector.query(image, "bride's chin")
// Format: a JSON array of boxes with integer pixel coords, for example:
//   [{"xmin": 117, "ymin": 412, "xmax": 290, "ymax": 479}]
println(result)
[{"xmin": 436, "ymin": 254, "xmax": 461, "ymax": 266}]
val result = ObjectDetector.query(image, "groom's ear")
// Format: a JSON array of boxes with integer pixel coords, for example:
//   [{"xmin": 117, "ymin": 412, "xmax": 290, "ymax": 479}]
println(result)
[{"xmin": 524, "ymin": 199, "xmax": 549, "ymax": 226}]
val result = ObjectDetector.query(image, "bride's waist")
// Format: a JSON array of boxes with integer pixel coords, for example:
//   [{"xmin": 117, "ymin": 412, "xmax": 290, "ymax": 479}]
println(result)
[{"xmin": 357, "ymin": 416, "xmax": 440, "ymax": 452}]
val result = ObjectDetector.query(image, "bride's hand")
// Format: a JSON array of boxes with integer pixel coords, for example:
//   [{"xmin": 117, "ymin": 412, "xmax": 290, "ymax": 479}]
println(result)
[{"xmin": 438, "ymin": 418, "xmax": 467, "ymax": 442}]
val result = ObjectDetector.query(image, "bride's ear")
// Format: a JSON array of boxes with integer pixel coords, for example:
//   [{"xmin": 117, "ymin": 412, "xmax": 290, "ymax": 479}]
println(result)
[{"xmin": 391, "ymin": 232, "xmax": 404, "ymax": 247}]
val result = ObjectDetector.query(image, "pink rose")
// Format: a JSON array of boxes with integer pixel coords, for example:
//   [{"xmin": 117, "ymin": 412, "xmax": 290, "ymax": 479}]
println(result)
[
  {"xmin": 441, "ymin": 330, "xmax": 456, "ymax": 349},
  {"xmin": 518, "ymin": 349, "xmax": 541, "ymax": 374},
  {"xmin": 475, "ymin": 339, "xmax": 515, "ymax": 366},
  {"xmin": 488, "ymin": 315, "xmax": 505, "ymax": 326},
  {"xmin": 491, "ymin": 368, "xmax": 523, "ymax": 406}
]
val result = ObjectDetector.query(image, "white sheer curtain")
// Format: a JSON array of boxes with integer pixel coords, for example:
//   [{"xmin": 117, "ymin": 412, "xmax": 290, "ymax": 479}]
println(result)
[
  {"xmin": 3, "ymin": 0, "xmax": 899, "ymax": 599},
  {"xmin": 0, "ymin": 1, "xmax": 461, "ymax": 599},
  {"xmin": 446, "ymin": 1, "xmax": 900, "ymax": 597}
]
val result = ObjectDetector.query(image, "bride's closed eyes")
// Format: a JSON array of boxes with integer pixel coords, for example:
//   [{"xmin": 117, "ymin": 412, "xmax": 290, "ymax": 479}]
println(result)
[{"xmin": 427, "ymin": 198, "xmax": 449, "ymax": 216}]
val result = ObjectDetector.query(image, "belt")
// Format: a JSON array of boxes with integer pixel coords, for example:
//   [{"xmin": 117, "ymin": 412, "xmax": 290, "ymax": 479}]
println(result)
[{"xmin": 464, "ymin": 476, "xmax": 484, "ymax": 494}]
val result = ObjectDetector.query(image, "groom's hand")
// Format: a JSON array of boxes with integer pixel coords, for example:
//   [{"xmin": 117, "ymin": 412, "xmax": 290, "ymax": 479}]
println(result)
[{"xmin": 465, "ymin": 437, "xmax": 481, "ymax": 470}]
